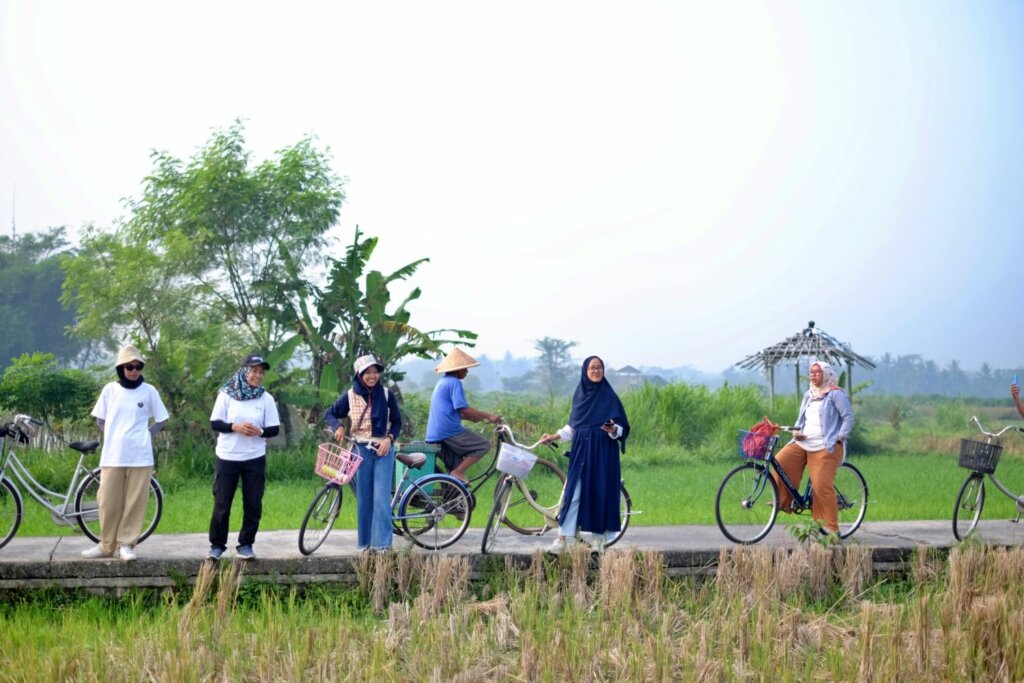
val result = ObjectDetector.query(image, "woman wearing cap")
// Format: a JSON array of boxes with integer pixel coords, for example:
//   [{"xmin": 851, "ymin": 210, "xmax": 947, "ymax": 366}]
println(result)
[
  {"xmin": 772, "ymin": 361, "xmax": 854, "ymax": 535},
  {"xmin": 206, "ymin": 353, "xmax": 281, "ymax": 561},
  {"xmin": 324, "ymin": 355, "xmax": 403, "ymax": 551},
  {"xmin": 426, "ymin": 348, "xmax": 502, "ymax": 483},
  {"xmin": 82, "ymin": 345, "xmax": 169, "ymax": 561},
  {"xmin": 541, "ymin": 356, "xmax": 630, "ymax": 553}
]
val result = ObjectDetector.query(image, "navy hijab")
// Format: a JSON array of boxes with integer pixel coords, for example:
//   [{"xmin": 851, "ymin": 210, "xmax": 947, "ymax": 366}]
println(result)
[
  {"xmin": 351, "ymin": 366, "xmax": 390, "ymax": 436},
  {"xmin": 569, "ymin": 356, "xmax": 630, "ymax": 451}
]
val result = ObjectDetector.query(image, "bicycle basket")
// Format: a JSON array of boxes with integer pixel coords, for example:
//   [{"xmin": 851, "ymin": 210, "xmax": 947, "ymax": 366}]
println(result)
[
  {"xmin": 496, "ymin": 443, "xmax": 537, "ymax": 478},
  {"xmin": 958, "ymin": 439, "xmax": 1003, "ymax": 474},
  {"xmin": 738, "ymin": 430, "xmax": 776, "ymax": 460},
  {"xmin": 314, "ymin": 443, "xmax": 364, "ymax": 484}
]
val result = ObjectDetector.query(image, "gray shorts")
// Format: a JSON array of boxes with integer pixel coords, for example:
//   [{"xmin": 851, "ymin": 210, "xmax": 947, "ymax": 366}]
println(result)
[{"xmin": 435, "ymin": 429, "xmax": 491, "ymax": 472}]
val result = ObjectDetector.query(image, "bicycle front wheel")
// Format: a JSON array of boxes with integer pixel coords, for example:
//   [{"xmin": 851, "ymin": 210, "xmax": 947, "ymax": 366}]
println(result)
[
  {"xmin": 835, "ymin": 462, "xmax": 868, "ymax": 539},
  {"xmin": 716, "ymin": 462, "xmax": 779, "ymax": 544},
  {"xmin": 75, "ymin": 468, "xmax": 164, "ymax": 544},
  {"xmin": 605, "ymin": 482, "xmax": 632, "ymax": 549},
  {"xmin": 501, "ymin": 458, "xmax": 565, "ymax": 535},
  {"xmin": 0, "ymin": 477, "xmax": 23, "ymax": 550},
  {"xmin": 398, "ymin": 475, "xmax": 471, "ymax": 550},
  {"xmin": 299, "ymin": 483, "xmax": 343, "ymax": 556},
  {"xmin": 481, "ymin": 477, "xmax": 513, "ymax": 554},
  {"xmin": 953, "ymin": 473, "xmax": 985, "ymax": 541}
]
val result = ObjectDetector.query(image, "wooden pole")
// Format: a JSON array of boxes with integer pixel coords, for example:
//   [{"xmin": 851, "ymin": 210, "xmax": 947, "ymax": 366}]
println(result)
[
  {"xmin": 768, "ymin": 365, "xmax": 775, "ymax": 413},
  {"xmin": 795, "ymin": 363, "xmax": 801, "ymax": 400}
]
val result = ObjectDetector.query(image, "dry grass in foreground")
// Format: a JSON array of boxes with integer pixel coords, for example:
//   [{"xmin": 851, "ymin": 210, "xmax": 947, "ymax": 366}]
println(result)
[{"xmin": 2, "ymin": 544, "xmax": 1024, "ymax": 681}]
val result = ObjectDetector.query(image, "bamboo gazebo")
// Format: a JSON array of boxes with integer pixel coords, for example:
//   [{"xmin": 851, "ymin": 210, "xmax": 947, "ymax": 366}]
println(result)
[{"xmin": 736, "ymin": 321, "xmax": 876, "ymax": 409}]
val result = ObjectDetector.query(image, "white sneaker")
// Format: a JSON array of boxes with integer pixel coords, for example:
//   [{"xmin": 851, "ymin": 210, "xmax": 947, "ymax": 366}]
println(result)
[
  {"xmin": 589, "ymin": 537, "xmax": 606, "ymax": 553},
  {"xmin": 545, "ymin": 537, "xmax": 568, "ymax": 555},
  {"xmin": 81, "ymin": 545, "xmax": 111, "ymax": 559},
  {"xmin": 118, "ymin": 545, "xmax": 137, "ymax": 561}
]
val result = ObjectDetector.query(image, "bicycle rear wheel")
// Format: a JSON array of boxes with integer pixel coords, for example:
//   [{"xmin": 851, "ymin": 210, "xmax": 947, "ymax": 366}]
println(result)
[
  {"xmin": 482, "ymin": 477, "xmax": 513, "ymax": 554},
  {"xmin": 75, "ymin": 468, "xmax": 163, "ymax": 544},
  {"xmin": 715, "ymin": 462, "xmax": 779, "ymax": 544},
  {"xmin": 835, "ymin": 462, "xmax": 868, "ymax": 539},
  {"xmin": 398, "ymin": 475, "xmax": 471, "ymax": 550},
  {"xmin": 605, "ymin": 482, "xmax": 632, "ymax": 549},
  {"xmin": 952, "ymin": 473, "xmax": 985, "ymax": 541},
  {"xmin": 501, "ymin": 458, "xmax": 565, "ymax": 535},
  {"xmin": 0, "ymin": 477, "xmax": 23, "ymax": 550},
  {"xmin": 298, "ymin": 483, "xmax": 343, "ymax": 556}
]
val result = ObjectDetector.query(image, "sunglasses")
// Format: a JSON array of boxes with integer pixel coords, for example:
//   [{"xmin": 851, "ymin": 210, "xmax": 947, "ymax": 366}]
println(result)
[{"xmin": 123, "ymin": 364, "xmax": 144, "ymax": 372}]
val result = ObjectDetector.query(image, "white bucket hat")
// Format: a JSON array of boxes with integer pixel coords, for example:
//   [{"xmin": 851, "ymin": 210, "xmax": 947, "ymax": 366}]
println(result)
[
  {"xmin": 115, "ymin": 345, "xmax": 145, "ymax": 367},
  {"xmin": 353, "ymin": 354, "xmax": 384, "ymax": 375}
]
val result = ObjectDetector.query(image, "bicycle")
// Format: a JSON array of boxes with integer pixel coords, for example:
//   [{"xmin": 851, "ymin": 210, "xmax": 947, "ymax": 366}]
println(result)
[
  {"xmin": 715, "ymin": 425, "xmax": 868, "ymax": 544},
  {"xmin": 951, "ymin": 416, "xmax": 1024, "ymax": 541},
  {"xmin": 298, "ymin": 437, "xmax": 472, "ymax": 554},
  {"xmin": 480, "ymin": 424, "xmax": 635, "ymax": 554},
  {"xmin": 0, "ymin": 414, "xmax": 164, "ymax": 550}
]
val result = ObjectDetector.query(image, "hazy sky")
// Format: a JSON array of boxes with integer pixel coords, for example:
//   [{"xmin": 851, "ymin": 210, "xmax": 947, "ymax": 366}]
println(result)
[{"xmin": 2, "ymin": 2, "xmax": 1021, "ymax": 372}]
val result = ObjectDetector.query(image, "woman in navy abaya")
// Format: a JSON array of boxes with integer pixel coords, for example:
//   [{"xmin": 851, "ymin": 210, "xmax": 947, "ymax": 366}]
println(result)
[{"xmin": 541, "ymin": 355, "xmax": 630, "ymax": 553}]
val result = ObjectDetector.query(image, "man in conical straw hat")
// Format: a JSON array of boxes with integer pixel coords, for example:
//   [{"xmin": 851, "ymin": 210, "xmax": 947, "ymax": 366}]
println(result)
[{"xmin": 426, "ymin": 348, "xmax": 502, "ymax": 483}]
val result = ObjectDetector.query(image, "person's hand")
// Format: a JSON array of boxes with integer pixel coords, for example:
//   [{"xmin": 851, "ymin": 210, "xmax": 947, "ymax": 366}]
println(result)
[
  {"xmin": 333, "ymin": 426, "xmax": 346, "ymax": 443},
  {"xmin": 1013, "ymin": 384, "xmax": 1020, "ymax": 400},
  {"xmin": 540, "ymin": 433, "xmax": 559, "ymax": 445},
  {"xmin": 600, "ymin": 420, "xmax": 617, "ymax": 436},
  {"xmin": 375, "ymin": 437, "xmax": 392, "ymax": 456},
  {"xmin": 233, "ymin": 422, "xmax": 261, "ymax": 437},
  {"xmin": 489, "ymin": 414, "xmax": 504, "ymax": 425},
  {"xmin": 792, "ymin": 431, "xmax": 806, "ymax": 441}
]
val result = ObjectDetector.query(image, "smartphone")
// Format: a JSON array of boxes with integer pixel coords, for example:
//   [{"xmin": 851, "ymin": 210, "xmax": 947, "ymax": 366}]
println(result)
[{"xmin": 603, "ymin": 419, "xmax": 615, "ymax": 428}]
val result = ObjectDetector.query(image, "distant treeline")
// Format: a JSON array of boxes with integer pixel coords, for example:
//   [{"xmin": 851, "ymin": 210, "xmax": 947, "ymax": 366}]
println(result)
[{"xmin": 399, "ymin": 353, "xmax": 1022, "ymax": 399}]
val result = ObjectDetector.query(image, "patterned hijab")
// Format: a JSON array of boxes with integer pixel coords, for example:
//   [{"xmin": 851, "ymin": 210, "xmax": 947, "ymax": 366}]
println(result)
[
  {"xmin": 220, "ymin": 366, "xmax": 266, "ymax": 401},
  {"xmin": 808, "ymin": 361, "xmax": 841, "ymax": 400}
]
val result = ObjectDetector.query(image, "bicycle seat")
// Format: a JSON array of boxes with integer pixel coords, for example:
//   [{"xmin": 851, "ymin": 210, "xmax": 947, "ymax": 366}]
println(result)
[
  {"xmin": 396, "ymin": 452, "xmax": 427, "ymax": 470},
  {"xmin": 69, "ymin": 441, "xmax": 100, "ymax": 454}
]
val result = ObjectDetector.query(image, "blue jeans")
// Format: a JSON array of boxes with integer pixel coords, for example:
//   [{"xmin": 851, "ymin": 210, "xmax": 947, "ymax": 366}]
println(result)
[
  {"xmin": 353, "ymin": 443, "xmax": 396, "ymax": 550},
  {"xmin": 559, "ymin": 480, "xmax": 614, "ymax": 542}
]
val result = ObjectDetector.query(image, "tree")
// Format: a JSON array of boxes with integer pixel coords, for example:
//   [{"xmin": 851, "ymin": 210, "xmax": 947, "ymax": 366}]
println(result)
[
  {"xmin": 0, "ymin": 353, "xmax": 98, "ymax": 435},
  {"xmin": 272, "ymin": 227, "xmax": 477, "ymax": 423},
  {"xmin": 0, "ymin": 227, "xmax": 85, "ymax": 370},
  {"xmin": 534, "ymin": 337, "xmax": 578, "ymax": 405}
]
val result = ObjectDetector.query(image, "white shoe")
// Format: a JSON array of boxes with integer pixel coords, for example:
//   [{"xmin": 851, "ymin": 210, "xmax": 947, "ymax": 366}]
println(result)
[
  {"xmin": 589, "ymin": 537, "xmax": 606, "ymax": 553},
  {"xmin": 118, "ymin": 545, "xmax": 137, "ymax": 561},
  {"xmin": 545, "ymin": 537, "xmax": 568, "ymax": 555},
  {"xmin": 81, "ymin": 545, "xmax": 111, "ymax": 559}
]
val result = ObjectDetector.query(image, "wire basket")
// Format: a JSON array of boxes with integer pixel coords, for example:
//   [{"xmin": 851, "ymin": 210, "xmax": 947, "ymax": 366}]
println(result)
[
  {"xmin": 958, "ymin": 439, "xmax": 1003, "ymax": 474},
  {"xmin": 314, "ymin": 443, "xmax": 364, "ymax": 484},
  {"xmin": 737, "ymin": 430, "xmax": 776, "ymax": 460}
]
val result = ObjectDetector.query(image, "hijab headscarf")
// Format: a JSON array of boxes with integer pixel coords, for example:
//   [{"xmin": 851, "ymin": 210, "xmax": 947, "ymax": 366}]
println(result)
[
  {"xmin": 569, "ymin": 355, "xmax": 631, "ymax": 451},
  {"xmin": 116, "ymin": 365, "xmax": 145, "ymax": 390},
  {"xmin": 220, "ymin": 366, "xmax": 266, "ymax": 401},
  {"xmin": 808, "ymin": 361, "xmax": 841, "ymax": 400},
  {"xmin": 351, "ymin": 364, "xmax": 390, "ymax": 435}
]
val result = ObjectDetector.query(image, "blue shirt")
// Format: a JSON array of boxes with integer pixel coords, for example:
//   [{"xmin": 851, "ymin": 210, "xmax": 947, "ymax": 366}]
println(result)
[{"xmin": 426, "ymin": 375, "xmax": 469, "ymax": 442}]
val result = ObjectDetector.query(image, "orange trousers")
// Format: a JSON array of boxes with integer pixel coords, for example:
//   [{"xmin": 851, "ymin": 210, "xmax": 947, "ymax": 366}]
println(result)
[{"xmin": 771, "ymin": 441, "xmax": 843, "ymax": 533}]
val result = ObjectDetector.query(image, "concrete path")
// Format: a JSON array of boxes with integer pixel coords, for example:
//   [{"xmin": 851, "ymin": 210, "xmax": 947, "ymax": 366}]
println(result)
[{"xmin": 2, "ymin": 520, "xmax": 1023, "ymax": 591}]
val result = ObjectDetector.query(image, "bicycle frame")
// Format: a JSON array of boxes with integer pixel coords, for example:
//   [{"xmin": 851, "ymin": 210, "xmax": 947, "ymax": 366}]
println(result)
[
  {"xmin": 1, "ymin": 429, "xmax": 96, "ymax": 523},
  {"xmin": 967, "ymin": 417, "xmax": 1024, "ymax": 511}
]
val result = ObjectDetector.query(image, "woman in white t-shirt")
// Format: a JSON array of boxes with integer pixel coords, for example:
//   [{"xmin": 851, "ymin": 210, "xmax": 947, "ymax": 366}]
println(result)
[
  {"xmin": 82, "ymin": 345, "xmax": 169, "ymax": 561},
  {"xmin": 771, "ymin": 361, "xmax": 855, "ymax": 535},
  {"xmin": 206, "ymin": 353, "xmax": 280, "ymax": 561}
]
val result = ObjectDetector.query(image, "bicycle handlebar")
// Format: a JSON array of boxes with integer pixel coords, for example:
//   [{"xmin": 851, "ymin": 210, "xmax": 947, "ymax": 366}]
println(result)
[
  {"xmin": 968, "ymin": 415, "xmax": 1024, "ymax": 438},
  {"xmin": 494, "ymin": 423, "xmax": 547, "ymax": 451}
]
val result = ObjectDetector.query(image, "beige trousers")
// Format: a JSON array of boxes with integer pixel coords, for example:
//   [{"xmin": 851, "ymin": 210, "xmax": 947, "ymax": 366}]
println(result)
[{"xmin": 97, "ymin": 466, "xmax": 153, "ymax": 553}]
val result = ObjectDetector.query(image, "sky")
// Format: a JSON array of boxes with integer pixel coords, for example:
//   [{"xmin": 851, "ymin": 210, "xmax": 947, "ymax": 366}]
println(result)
[{"xmin": 1, "ymin": 1, "xmax": 1022, "ymax": 373}]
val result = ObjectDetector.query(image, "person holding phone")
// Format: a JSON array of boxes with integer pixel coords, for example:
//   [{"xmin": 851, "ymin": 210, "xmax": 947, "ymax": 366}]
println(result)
[
  {"xmin": 540, "ymin": 355, "xmax": 630, "ymax": 553},
  {"xmin": 1012, "ymin": 375, "xmax": 1024, "ymax": 420}
]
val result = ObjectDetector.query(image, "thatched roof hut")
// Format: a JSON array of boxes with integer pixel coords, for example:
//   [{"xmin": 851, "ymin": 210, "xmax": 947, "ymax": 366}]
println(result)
[{"xmin": 736, "ymin": 321, "xmax": 875, "ymax": 409}]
